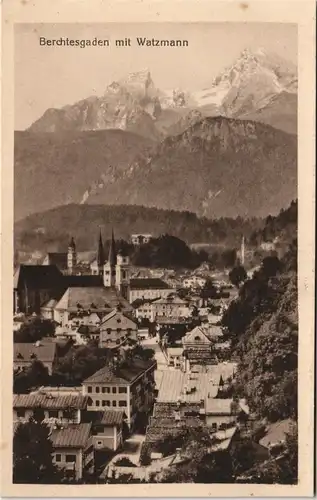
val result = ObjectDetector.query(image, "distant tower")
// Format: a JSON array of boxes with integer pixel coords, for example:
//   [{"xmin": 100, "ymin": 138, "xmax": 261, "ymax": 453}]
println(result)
[
  {"xmin": 241, "ymin": 236, "xmax": 245, "ymax": 266},
  {"xmin": 116, "ymin": 251, "xmax": 130, "ymax": 296},
  {"xmin": 67, "ymin": 237, "xmax": 77, "ymax": 274},
  {"xmin": 103, "ymin": 229, "xmax": 117, "ymax": 287},
  {"xmin": 97, "ymin": 229, "xmax": 105, "ymax": 276}
]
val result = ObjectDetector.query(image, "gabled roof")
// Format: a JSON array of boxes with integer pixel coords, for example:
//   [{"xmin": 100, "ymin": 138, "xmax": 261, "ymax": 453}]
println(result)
[
  {"xmin": 14, "ymin": 265, "xmax": 62, "ymax": 290},
  {"xmin": 83, "ymin": 358, "xmax": 156, "ymax": 385},
  {"xmin": 50, "ymin": 423, "xmax": 91, "ymax": 448},
  {"xmin": 14, "ymin": 341, "xmax": 57, "ymax": 363},
  {"xmin": 55, "ymin": 287, "xmax": 132, "ymax": 313},
  {"xmin": 13, "ymin": 394, "xmax": 89, "ymax": 410},
  {"xmin": 100, "ymin": 309, "xmax": 137, "ymax": 331},
  {"xmin": 129, "ymin": 278, "xmax": 170, "ymax": 290},
  {"xmin": 259, "ymin": 419, "xmax": 293, "ymax": 448},
  {"xmin": 182, "ymin": 326, "xmax": 212, "ymax": 345}
]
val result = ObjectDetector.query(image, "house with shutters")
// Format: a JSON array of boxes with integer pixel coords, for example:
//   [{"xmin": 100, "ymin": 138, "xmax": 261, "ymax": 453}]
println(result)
[
  {"xmin": 82, "ymin": 358, "xmax": 157, "ymax": 430},
  {"xmin": 98, "ymin": 308, "xmax": 138, "ymax": 349}
]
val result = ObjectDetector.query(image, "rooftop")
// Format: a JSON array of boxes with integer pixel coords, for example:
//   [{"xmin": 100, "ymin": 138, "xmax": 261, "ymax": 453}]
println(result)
[
  {"xmin": 14, "ymin": 341, "xmax": 57, "ymax": 363},
  {"xmin": 55, "ymin": 287, "xmax": 132, "ymax": 313},
  {"xmin": 14, "ymin": 264, "xmax": 62, "ymax": 290},
  {"xmin": 49, "ymin": 423, "xmax": 92, "ymax": 448},
  {"xmin": 83, "ymin": 358, "xmax": 156, "ymax": 385},
  {"xmin": 156, "ymin": 370, "xmax": 220, "ymax": 403},
  {"xmin": 259, "ymin": 419, "xmax": 293, "ymax": 448},
  {"xmin": 13, "ymin": 394, "xmax": 89, "ymax": 410},
  {"xmin": 129, "ymin": 278, "xmax": 170, "ymax": 290},
  {"xmin": 205, "ymin": 398, "xmax": 234, "ymax": 415},
  {"xmin": 62, "ymin": 275, "xmax": 103, "ymax": 288}
]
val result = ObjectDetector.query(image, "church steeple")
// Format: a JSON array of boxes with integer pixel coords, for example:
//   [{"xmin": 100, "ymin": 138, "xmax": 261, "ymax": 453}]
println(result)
[
  {"xmin": 97, "ymin": 230, "xmax": 105, "ymax": 267},
  {"xmin": 108, "ymin": 228, "xmax": 117, "ymax": 267}
]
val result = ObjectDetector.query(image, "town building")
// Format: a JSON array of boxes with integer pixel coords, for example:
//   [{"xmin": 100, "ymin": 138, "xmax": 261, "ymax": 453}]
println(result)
[
  {"xmin": 53, "ymin": 286, "xmax": 133, "ymax": 327},
  {"xmin": 166, "ymin": 347, "xmax": 184, "ymax": 368},
  {"xmin": 83, "ymin": 410, "xmax": 125, "ymax": 451},
  {"xmin": 14, "ymin": 340, "xmax": 57, "ymax": 375},
  {"xmin": 151, "ymin": 293, "xmax": 190, "ymax": 320},
  {"xmin": 98, "ymin": 308, "xmax": 138, "ymax": 349},
  {"xmin": 82, "ymin": 358, "xmax": 157, "ymax": 430},
  {"xmin": 13, "ymin": 394, "xmax": 89, "ymax": 424},
  {"xmin": 182, "ymin": 276, "xmax": 206, "ymax": 289},
  {"xmin": 129, "ymin": 278, "xmax": 172, "ymax": 303},
  {"xmin": 131, "ymin": 234, "xmax": 153, "ymax": 245},
  {"xmin": 50, "ymin": 423, "xmax": 94, "ymax": 481},
  {"xmin": 13, "ymin": 264, "xmax": 63, "ymax": 315},
  {"xmin": 135, "ymin": 300, "xmax": 156, "ymax": 322}
]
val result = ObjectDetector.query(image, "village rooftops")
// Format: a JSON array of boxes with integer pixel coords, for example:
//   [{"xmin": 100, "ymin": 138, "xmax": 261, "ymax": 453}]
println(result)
[
  {"xmin": 54, "ymin": 287, "xmax": 132, "ymax": 313},
  {"xmin": 129, "ymin": 278, "xmax": 170, "ymax": 290},
  {"xmin": 14, "ymin": 341, "xmax": 57, "ymax": 363},
  {"xmin": 259, "ymin": 419, "xmax": 293, "ymax": 449},
  {"xmin": 49, "ymin": 423, "xmax": 92, "ymax": 448},
  {"xmin": 13, "ymin": 394, "xmax": 89, "ymax": 410},
  {"xmin": 83, "ymin": 358, "xmax": 156, "ymax": 385},
  {"xmin": 156, "ymin": 370, "xmax": 220, "ymax": 403}
]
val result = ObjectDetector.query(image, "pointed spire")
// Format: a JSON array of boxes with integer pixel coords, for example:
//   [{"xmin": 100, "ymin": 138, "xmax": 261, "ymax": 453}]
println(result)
[
  {"xmin": 69, "ymin": 236, "xmax": 76, "ymax": 250},
  {"xmin": 108, "ymin": 228, "xmax": 117, "ymax": 267},
  {"xmin": 97, "ymin": 229, "xmax": 105, "ymax": 267}
]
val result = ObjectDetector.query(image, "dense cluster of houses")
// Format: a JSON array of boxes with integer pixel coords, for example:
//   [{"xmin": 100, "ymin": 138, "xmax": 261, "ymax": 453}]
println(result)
[{"xmin": 13, "ymin": 231, "xmax": 286, "ymax": 482}]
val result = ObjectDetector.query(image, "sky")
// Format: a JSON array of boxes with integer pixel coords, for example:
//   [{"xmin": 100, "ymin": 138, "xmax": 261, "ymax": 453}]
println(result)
[{"xmin": 15, "ymin": 23, "xmax": 297, "ymax": 130}]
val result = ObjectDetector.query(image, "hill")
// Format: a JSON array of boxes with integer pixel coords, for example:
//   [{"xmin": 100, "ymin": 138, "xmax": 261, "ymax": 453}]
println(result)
[
  {"xmin": 81, "ymin": 117, "xmax": 297, "ymax": 218},
  {"xmin": 14, "ymin": 129, "xmax": 154, "ymax": 221},
  {"xmin": 14, "ymin": 203, "xmax": 263, "ymax": 259}
]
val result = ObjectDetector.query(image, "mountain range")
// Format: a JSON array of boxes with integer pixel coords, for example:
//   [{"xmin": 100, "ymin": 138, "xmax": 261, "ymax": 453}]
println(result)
[
  {"xmin": 15, "ymin": 48, "xmax": 297, "ymax": 222},
  {"xmin": 28, "ymin": 48, "xmax": 297, "ymax": 137}
]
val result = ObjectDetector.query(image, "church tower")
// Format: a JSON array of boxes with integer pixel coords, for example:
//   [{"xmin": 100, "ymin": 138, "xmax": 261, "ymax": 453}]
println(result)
[
  {"xmin": 97, "ymin": 230, "xmax": 105, "ymax": 276},
  {"xmin": 116, "ymin": 251, "xmax": 130, "ymax": 297},
  {"xmin": 67, "ymin": 237, "xmax": 77, "ymax": 274},
  {"xmin": 103, "ymin": 229, "xmax": 117, "ymax": 287}
]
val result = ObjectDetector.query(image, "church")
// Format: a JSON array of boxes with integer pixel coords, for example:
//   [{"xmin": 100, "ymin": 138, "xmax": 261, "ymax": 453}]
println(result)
[{"xmin": 14, "ymin": 229, "xmax": 132, "ymax": 315}]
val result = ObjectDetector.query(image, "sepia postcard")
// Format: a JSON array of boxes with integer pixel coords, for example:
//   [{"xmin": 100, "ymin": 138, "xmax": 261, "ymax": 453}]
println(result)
[{"xmin": 1, "ymin": 0, "xmax": 315, "ymax": 497}]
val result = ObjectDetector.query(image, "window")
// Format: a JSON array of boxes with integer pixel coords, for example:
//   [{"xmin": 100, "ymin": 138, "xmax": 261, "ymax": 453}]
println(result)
[
  {"xmin": 16, "ymin": 409, "xmax": 25, "ymax": 418},
  {"xmin": 87, "ymin": 386, "xmax": 92, "ymax": 393},
  {"xmin": 55, "ymin": 454, "xmax": 61, "ymax": 462},
  {"xmin": 112, "ymin": 401, "xmax": 117, "ymax": 407},
  {"xmin": 96, "ymin": 387, "xmax": 100, "ymax": 393},
  {"xmin": 107, "ymin": 329, "xmax": 112, "ymax": 335},
  {"xmin": 211, "ymin": 422, "xmax": 217, "ymax": 431},
  {"xmin": 119, "ymin": 387, "xmax": 127, "ymax": 394},
  {"xmin": 48, "ymin": 410, "xmax": 59, "ymax": 418},
  {"xmin": 102, "ymin": 387, "xmax": 109, "ymax": 394},
  {"xmin": 119, "ymin": 401, "xmax": 126, "ymax": 407},
  {"xmin": 102, "ymin": 400, "xmax": 110, "ymax": 407},
  {"xmin": 65, "ymin": 454, "xmax": 76, "ymax": 463},
  {"xmin": 112, "ymin": 387, "xmax": 117, "ymax": 394},
  {"xmin": 96, "ymin": 400, "xmax": 100, "ymax": 407}
]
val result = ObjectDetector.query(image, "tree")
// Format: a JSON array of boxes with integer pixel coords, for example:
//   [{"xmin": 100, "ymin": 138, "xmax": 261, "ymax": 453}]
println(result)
[
  {"xmin": 14, "ymin": 317, "xmax": 55, "ymax": 343},
  {"xmin": 14, "ymin": 360, "xmax": 50, "ymax": 394},
  {"xmin": 13, "ymin": 420, "xmax": 64, "ymax": 484},
  {"xmin": 229, "ymin": 265, "xmax": 247, "ymax": 288}
]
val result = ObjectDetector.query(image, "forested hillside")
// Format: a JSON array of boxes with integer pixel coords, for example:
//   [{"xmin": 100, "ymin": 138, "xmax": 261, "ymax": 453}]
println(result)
[{"xmin": 223, "ymin": 239, "xmax": 297, "ymax": 422}]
